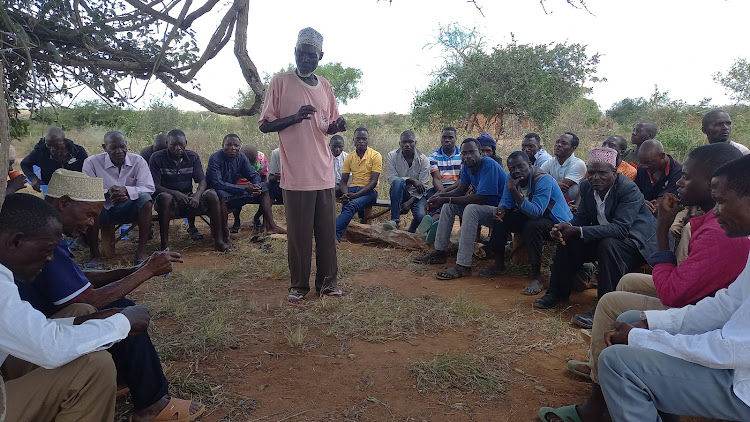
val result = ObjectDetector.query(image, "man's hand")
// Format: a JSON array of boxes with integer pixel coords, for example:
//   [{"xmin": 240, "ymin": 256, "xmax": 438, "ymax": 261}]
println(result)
[
  {"xmin": 329, "ymin": 116, "xmax": 347, "ymax": 133},
  {"xmin": 604, "ymin": 320, "xmax": 648, "ymax": 346},
  {"xmin": 506, "ymin": 177, "xmax": 519, "ymax": 192},
  {"xmin": 551, "ymin": 222, "xmax": 578, "ymax": 245},
  {"xmin": 121, "ymin": 305, "xmax": 151, "ymax": 335},
  {"xmin": 406, "ymin": 178, "xmax": 426, "ymax": 194},
  {"xmin": 657, "ymin": 193, "xmax": 682, "ymax": 225},
  {"xmin": 73, "ymin": 308, "xmax": 123, "ymax": 325},
  {"xmin": 30, "ymin": 179, "xmax": 42, "ymax": 192},
  {"xmin": 426, "ymin": 196, "xmax": 448, "ymax": 212},
  {"xmin": 558, "ymin": 181, "xmax": 570, "ymax": 194},
  {"xmin": 187, "ymin": 194, "xmax": 200, "ymax": 209},
  {"xmin": 645, "ymin": 199, "xmax": 657, "ymax": 215},
  {"xmin": 173, "ymin": 191, "xmax": 190, "ymax": 206},
  {"xmin": 109, "ymin": 186, "xmax": 129, "ymax": 204},
  {"xmin": 144, "ymin": 250, "xmax": 183, "ymax": 277},
  {"xmin": 245, "ymin": 184, "xmax": 262, "ymax": 196},
  {"xmin": 294, "ymin": 105, "xmax": 316, "ymax": 123},
  {"xmin": 7, "ymin": 174, "xmax": 27, "ymax": 194},
  {"xmin": 401, "ymin": 196, "xmax": 416, "ymax": 214},
  {"xmin": 494, "ymin": 206, "xmax": 507, "ymax": 221}
]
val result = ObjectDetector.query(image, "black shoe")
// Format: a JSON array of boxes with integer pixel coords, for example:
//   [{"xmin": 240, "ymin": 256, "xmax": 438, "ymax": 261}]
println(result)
[
  {"xmin": 533, "ymin": 293, "xmax": 568, "ymax": 309},
  {"xmin": 571, "ymin": 310, "xmax": 595, "ymax": 329}
]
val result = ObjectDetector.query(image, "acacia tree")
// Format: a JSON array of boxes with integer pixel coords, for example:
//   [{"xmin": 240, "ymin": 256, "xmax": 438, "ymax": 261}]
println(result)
[{"xmin": 413, "ymin": 24, "xmax": 602, "ymax": 135}]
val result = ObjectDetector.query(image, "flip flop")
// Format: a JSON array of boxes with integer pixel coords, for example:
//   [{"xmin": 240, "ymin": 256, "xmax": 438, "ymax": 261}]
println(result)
[
  {"xmin": 478, "ymin": 265, "xmax": 507, "ymax": 278},
  {"xmin": 436, "ymin": 266, "xmax": 471, "ymax": 280},
  {"xmin": 187, "ymin": 227, "xmax": 203, "ymax": 241},
  {"xmin": 416, "ymin": 215, "xmax": 433, "ymax": 234},
  {"xmin": 538, "ymin": 405, "xmax": 583, "ymax": 422},
  {"xmin": 129, "ymin": 397, "xmax": 205, "ymax": 422},
  {"xmin": 425, "ymin": 221, "xmax": 439, "ymax": 245},
  {"xmin": 83, "ymin": 261, "xmax": 102, "ymax": 270},
  {"xmin": 412, "ymin": 251, "xmax": 447, "ymax": 265},
  {"xmin": 567, "ymin": 360, "xmax": 592, "ymax": 380},
  {"xmin": 116, "ymin": 386, "xmax": 130, "ymax": 397},
  {"xmin": 521, "ymin": 282, "xmax": 544, "ymax": 296}
]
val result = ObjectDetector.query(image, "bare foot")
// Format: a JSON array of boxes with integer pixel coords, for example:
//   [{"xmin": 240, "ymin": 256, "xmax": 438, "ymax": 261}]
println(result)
[
  {"xmin": 521, "ymin": 279, "xmax": 544, "ymax": 295},
  {"xmin": 215, "ymin": 241, "xmax": 230, "ymax": 252},
  {"xmin": 266, "ymin": 224, "xmax": 287, "ymax": 235},
  {"xmin": 130, "ymin": 397, "xmax": 203, "ymax": 422}
]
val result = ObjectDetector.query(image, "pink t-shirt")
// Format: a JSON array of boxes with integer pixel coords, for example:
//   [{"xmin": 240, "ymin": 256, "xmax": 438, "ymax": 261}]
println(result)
[{"xmin": 259, "ymin": 71, "xmax": 339, "ymax": 191}]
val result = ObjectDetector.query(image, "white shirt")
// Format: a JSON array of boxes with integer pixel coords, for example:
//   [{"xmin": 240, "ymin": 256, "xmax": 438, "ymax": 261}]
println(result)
[
  {"xmin": 540, "ymin": 153, "xmax": 587, "ymax": 185},
  {"xmin": 629, "ymin": 248, "xmax": 750, "ymax": 407},
  {"xmin": 82, "ymin": 152, "xmax": 155, "ymax": 209},
  {"xmin": 593, "ymin": 189, "xmax": 611, "ymax": 226},
  {"xmin": 729, "ymin": 141, "xmax": 750, "ymax": 156},
  {"xmin": 0, "ymin": 264, "xmax": 131, "ymax": 369},
  {"xmin": 333, "ymin": 151, "xmax": 348, "ymax": 186}
]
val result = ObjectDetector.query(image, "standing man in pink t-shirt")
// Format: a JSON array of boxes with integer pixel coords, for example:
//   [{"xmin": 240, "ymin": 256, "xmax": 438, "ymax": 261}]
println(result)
[{"xmin": 259, "ymin": 27, "xmax": 348, "ymax": 305}]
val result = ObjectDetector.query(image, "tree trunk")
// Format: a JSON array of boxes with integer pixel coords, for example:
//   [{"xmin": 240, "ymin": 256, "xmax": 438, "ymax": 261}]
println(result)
[{"xmin": 0, "ymin": 60, "xmax": 11, "ymax": 207}]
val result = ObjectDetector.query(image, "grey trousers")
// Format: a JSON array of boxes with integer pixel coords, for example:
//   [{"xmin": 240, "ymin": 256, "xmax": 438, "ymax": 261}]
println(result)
[
  {"xmin": 283, "ymin": 189, "xmax": 338, "ymax": 295},
  {"xmin": 599, "ymin": 313, "xmax": 750, "ymax": 422},
  {"xmin": 434, "ymin": 203, "xmax": 496, "ymax": 268}
]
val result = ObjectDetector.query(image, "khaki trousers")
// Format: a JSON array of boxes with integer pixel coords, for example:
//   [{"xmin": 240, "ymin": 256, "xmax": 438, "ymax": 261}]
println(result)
[
  {"xmin": 1, "ymin": 303, "xmax": 118, "ymax": 422},
  {"xmin": 589, "ymin": 273, "xmax": 668, "ymax": 384}
]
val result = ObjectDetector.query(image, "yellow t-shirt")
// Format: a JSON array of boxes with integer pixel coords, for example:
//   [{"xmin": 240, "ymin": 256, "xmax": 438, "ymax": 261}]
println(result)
[{"xmin": 343, "ymin": 147, "xmax": 382, "ymax": 188}]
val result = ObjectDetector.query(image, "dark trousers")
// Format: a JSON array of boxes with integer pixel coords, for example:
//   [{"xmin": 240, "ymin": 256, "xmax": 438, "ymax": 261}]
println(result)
[
  {"xmin": 283, "ymin": 189, "xmax": 338, "ymax": 295},
  {"xmin": 487, "ymin": 210, "xmax": 554, "ymax": 267},
  {"xmin": 547, "ymin": 236, "xmax": 645, "ymax": 300},
  {"xmin": 104, "ymin": 298, "xmax": 169, "ymax": 410}
]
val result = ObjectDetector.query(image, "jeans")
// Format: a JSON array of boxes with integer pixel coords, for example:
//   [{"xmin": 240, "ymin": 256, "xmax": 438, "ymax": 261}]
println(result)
[
  {"xmin": 335, "ymin": 186, "xmax": 378, "ymax": 241},
  {"xmin": 389, "ymin": 178, "xmax": 426, "ymax": 232}
]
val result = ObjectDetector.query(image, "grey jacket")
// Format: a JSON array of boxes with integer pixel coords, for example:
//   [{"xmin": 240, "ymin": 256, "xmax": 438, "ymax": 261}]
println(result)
[
  {"xmin": 386, "ymin": 148, "xmax": 431, "ymax": 198},
  {"xmin": 571, "ymin": 174, "xmax": 657, "ymax": 260}
]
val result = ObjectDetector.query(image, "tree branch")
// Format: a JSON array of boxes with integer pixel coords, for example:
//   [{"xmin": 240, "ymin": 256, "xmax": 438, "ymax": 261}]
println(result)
[{"xmin": 157, "ymin": 75, "xmax": 259, "ymax": 116}]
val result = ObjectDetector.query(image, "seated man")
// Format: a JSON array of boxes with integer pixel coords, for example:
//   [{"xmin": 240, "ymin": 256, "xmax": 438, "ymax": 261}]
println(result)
[
  {"xmin": 597, "ymin": 154, "xmax": 750, "ymax": 422},
  {"xmin": 0, "ymin": 193, "xmax": 150, "ymax": 422},
  {"xmin": 20, "ymin": 126, "xmax": 88, "ymax": 192},
  {"xmin": 635, "ymin": 139, "xmax": 683, "ymax": 214},
  {"xmin": 140, "ymin": 133, "xmax": 168, "ymax": 164},
  {"xmin": 480, "ymin": 151, "xmax": 573, "ymax": 295},
  {"xmin": 702, "ymin": 109, "xmax": 750, "ymax": 154},
  {"xmin": 383, "ymin": 130, "xmax": 430, "ymax": 232},
  {"xmin": 231, "ymin": 144, "xmax": 277, "ymax": 233},
  {"xmin": 534, "ymin": 147, "xmax": 657, "ymax": 330},
  {"xmin": 622, "ymin": 121, "xmax": 658, "ymax": 165},
  {"xmin": 602, "ymin": 135, "xmax": 636, "ymax": 181},
  {"xmin": 477, "ymin": 133, "xmax": 503, "ymax": 167},
  {"xmin": 336, "ymin": 127, "xmax": 382, "ymax": 241},
  {"xmin": 421, "ymin": 127, "xmax": 462, "ymax": 230},
  {"xmin": 539, "ymin": 132, "xmax": 586, "ymax": 203},
  {"xmin": 83, "ymin": 130, "xmax": 154, "ymax": 263},
  {"xmin": 413, "ymin": 138, "xmax": 506, "ymax": 279},
  {"xmin": 13, "ymin": 170, "xmax": 204, "ymax": 422},
  {"xmin": 330, "ymin": 134, "xmax": 348, "ymax": 197},
  {"xmin": 207, "ymin": 134, "xmax": 281, "ymax": 247},
  {"xmin": 522, "ymin": 132, "xmax": 552, "ymax": 168},
  {"xmin": 150, "ymin": 129, "xmax": 225, "ymax": 251},
  {"xmin": 539, "ymin": 143, "xmax": 748, "ymax": 422}
]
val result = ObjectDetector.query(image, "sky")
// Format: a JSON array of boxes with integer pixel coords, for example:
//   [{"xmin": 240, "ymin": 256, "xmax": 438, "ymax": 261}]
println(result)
[{"xmin": 147, "ymin": 0, "xmax": 750, "ymax": 115}]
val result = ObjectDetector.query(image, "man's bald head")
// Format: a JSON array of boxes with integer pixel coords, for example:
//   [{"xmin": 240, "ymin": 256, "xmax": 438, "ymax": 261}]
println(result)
[
  {"xmin": 240, "ymin": 144, "xmax": 259, "ymax": 164},
  {"xmin": 637, "ymin": 139, "xmax": 668, "ymax": 175},
  {"xmin": 631, "ymin": 122, "xmax": 658, "ymax": 146}
]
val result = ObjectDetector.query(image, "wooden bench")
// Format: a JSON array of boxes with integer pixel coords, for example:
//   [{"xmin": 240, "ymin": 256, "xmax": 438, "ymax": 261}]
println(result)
[{"xmin": 101, "ymin": 214, "xmax": 210, "ymax": 257}]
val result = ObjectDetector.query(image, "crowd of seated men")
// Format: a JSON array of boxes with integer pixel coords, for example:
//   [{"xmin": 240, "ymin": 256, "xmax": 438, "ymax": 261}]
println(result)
[{"xmin": 3, "ymin": 107, "xmax": 750, "ymax": 422}]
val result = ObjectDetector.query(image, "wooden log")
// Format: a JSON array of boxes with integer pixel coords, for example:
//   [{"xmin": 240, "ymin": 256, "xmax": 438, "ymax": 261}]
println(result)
[{"xmin": 343, "ymin": 221, "xmax": 432, "ymax": 252}]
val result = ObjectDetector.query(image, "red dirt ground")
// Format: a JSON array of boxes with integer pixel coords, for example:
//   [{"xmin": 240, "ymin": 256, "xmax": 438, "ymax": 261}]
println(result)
[{"xmin": 117, "ymin": 228, "xmax": 719, "ymax": 422}]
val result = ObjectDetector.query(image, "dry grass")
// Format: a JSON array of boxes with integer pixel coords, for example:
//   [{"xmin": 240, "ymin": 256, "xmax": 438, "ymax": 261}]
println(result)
[
  {"xmin": 411, "ymin": 352, "xmax": 510, "ymax": 397},
  {"xmin": 284, "ymin": 324, "xmax": 309, "ymax": 348}
]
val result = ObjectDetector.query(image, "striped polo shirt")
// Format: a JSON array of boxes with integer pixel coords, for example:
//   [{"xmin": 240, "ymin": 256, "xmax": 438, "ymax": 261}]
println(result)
[{"xmin": 429, "ymin": 145, "xmax": 461, "ymax": 186}]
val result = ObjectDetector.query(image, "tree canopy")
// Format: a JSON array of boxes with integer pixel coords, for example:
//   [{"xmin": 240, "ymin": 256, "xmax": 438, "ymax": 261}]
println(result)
[
  {"xmin": 714, "ymin": 58, "xmax": 750, "ymax": 104},
  {"xmin": 412, "ymin": 24, "xmax": 602, "ymax": 135}
]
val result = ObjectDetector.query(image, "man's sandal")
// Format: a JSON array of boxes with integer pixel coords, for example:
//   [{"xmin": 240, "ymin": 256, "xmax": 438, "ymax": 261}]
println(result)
[
  {"xmin": 320, "ymin": 287, "xmax": 347, "ymax": 297},
  {"xmin": 478, "ymin": 265, "xmax": 507, "ymax": 278},
  {"xmin": 288, "ymin": 291, "xmax": 306, "ymax": 306},
  {"xmin": 187, "ymin": 227, "xmax": 203, "ymax": 241},
  {"xmin": 538, "ymin": 405, "xmax": 583, "ymax": 422},
  {"xmin": 129, "ymin": 397, "xmax": 205, "ymax": 422},
  {"xmin": 436, "ymin": 265, "xmax": 471, "ymax": 280},
  {"xmin": 567, "ymin": 360, "xmax": 592, "ymax": 380},
  {"xmin": 412, "ymin": 251, "xmax": 447, "ymax": 265}
]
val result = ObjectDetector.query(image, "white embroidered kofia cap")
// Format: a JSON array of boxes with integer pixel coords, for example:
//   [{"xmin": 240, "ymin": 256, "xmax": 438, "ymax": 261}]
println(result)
[{"xmin": 47, "ymin": 169, "xmax": 105, "ymax": 202}]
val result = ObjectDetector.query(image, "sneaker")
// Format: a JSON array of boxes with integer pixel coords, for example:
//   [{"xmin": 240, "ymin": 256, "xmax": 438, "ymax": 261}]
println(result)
[
  {"xmin": 382, "ymin": 220, "xmax": 399, "ymax": 230},
  {"xmin": 570, "ymin": 310, "xmax": 595, "ymax": 329},
  {"xmin": 533, "ymin": 293, "xmax": 569, "ymax": 309},
  {"xmin": 288, "ymin": 290, "xmax": 306, "ymax": 305}
]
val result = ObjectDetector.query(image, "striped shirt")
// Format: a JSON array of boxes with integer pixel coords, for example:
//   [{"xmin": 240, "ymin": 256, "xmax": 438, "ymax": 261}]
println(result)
[
  {"xmin": 149, "ymin": 149, "xmax": 205, "ymax": 195},
  {"xmin": 429, "ymin": 145, "xmax": 461, "ymax": 186}
]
